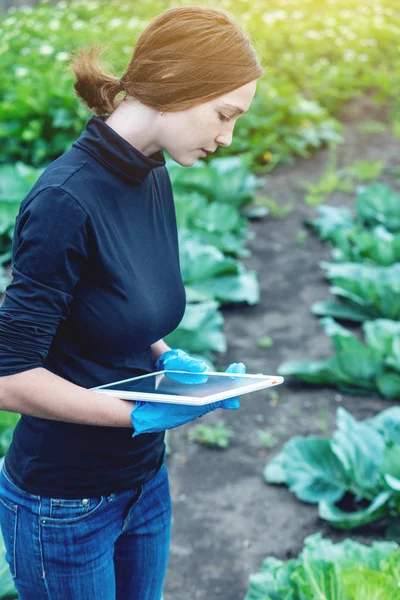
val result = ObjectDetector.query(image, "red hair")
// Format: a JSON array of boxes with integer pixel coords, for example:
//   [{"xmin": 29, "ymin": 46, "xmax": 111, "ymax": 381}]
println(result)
[{"xmin": 70, "ymin": 6, "xmax": 264, "ymax": 116}]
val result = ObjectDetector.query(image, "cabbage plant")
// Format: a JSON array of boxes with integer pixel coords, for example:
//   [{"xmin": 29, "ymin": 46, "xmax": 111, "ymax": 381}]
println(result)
[
  {"xmin": 278, "ymin": 317, "xmax": 400, "ymax": 399},
  {"xmin": 307, "ymin": 184, "xmax": 400, "ymax": 266},
  {"xmin": 167, "ymin": 155, "xmax": 265, "ymax": 211},
  {"xmin": 356, "ymin": 184, "xmax": 400, "ymax": 233},
  {"xmin": 307, "ymin": 205, "xmax": 400, "ymax": 266},
  {"xmin": 264, "ymin": 406, "xmax": 400, "ymax": 532},
  {"xmin": 312, "ymin": 261, "xmax": 400, "ymax": 322},
  {"xmin": 164, "ymin": 299, "xmax": 226, "ymax": 359},
  {"xmin": 179, "ymin": 234, "xmax": 259, "ymax": 306},
  {"xmin": 244, "ymin": 532, "xmax": 400, "ymax": 600}
]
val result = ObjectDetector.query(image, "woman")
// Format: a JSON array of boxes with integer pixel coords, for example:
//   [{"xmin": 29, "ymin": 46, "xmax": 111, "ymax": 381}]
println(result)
[{"xmin": 0, "ymin": 6, "xmax": 263, "ymax": 599}]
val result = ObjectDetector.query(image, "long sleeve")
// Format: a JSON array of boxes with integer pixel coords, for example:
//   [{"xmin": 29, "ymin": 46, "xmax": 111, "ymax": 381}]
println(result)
[{"xmin": 0, "ymin": 187, "xmax": 89, "ymax": 376}]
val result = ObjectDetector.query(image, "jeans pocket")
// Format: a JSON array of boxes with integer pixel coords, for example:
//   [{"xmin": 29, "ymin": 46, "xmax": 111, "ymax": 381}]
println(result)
[
  {"xmin": 48, "ymin": 496, "xmax": 104, "ymax": 520},
  {"xmin": 41, "ymin": 495, "xmax": 105, "ymax": 525},
  {"xmin": 0, "ymin": 496, "xmax": 18, "ymax": 578}
]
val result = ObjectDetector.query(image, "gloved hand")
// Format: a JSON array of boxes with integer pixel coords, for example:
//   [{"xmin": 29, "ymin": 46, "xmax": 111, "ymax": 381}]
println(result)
[
  {"xmin": 155, "ymin": 348, "xmax": 209, "ymax": 384},
  {"xmin": 130, "ymin": 361, "xmax": 246, "ymax": 437}
]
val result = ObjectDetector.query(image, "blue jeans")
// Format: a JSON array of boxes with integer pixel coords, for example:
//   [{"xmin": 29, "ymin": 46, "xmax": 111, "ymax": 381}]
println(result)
[{"xmin": 0, "ymin": 459, "xmax": 171, "ymax": 599}]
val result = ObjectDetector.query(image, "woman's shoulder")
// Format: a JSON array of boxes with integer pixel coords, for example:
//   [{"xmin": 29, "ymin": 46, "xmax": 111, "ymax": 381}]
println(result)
[{"xmin": 18, "ymin": 148, "xmax": 94, "ymax": 218}]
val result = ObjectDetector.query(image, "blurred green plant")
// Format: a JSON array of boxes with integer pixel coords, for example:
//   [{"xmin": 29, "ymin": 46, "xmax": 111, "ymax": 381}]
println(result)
[
  {"xmin": 295, "ymin": 230, "xmax": 308, "ymax": 246},
  {"xmin": 258, "ymin": 336, "xmax": 273, "ymax": 349},
  {"xmin": 256, "ymin": 428, "xmax": 278, "ymax": 448},
  {"xmin": 187, "ymin": 421, "xmax": 235, "ymax": 448},
  {"xmin": 0, "ymin": 0, "xmax": 344, "ymax": 170},
  {"xmin": 357, "ymin": 120, "xmax": 389, "ymax": 134},
  {"xmin": 3, "ymin": 0, "xmax": 400, "ymax": 173},
  {"xmin": 269, "ymin": 391, "xmax": 280, "ymax": 406},
  {"xmin": 254, "ymin": 196, "xmax": 294, "ymax": 218},
  {"xmin": 306, "ymin": 183, "xmax": 400, "ymax": 267}
]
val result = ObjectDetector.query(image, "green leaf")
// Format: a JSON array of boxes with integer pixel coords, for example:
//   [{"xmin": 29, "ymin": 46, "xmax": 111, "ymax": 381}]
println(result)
[
  {"xmin": 263, "ymin": 452, "xmax": 286, "ymax": 484},
  {"xmin": 306, "ymin": 204, "xmax": 354, "ymax": 242},
  {"xmin": 376, "ymin": 372, "xmax": 400, "ymax": 400},
  {"xmin": 0, "ymin": 412, "xmax": 19, "ymax": 457},
  {"xmin": 180, "ymin": 239, "xmax": 238, "ymax": 283},
  {"xmin": 384, "ymin": 474, "xmax": 400, "ymax": 494},
  {"xmin": 319, "ymin": 262, "xmax": 400, "ymax": 321},
  {"xmin": 347, "ymin": 159, "xmax": 385, "ymax": 181},
  {"xmin": 291, "ymin": 560, "xmax": 342, "ymax": 600},
  {"xmin": 341, "ymin": 566, "xmax": 400, "ymax": 599},
  {"xmin": 319, "ymin": 491, "xmax": 392, "ymax": 529},
  {"xmin": 244, "ymin": 531, "xmax": 400, "ymax": 600},
  {"xmin": 188, "ymin": 271, "xmax": 260, "ymax": 305},
  {"xmin": 312, "ymin": 300, "xmax": 368, "ymax": 322},
  {"xmin": 331, "ymin": 408, "xmax": 385, "ymax": 495},
  {"xmin": 367, "ymin": 407, "xmax": 400, "ymax": 442},
  {"xmin": 320, "ymin": 317, "xmax": 365, "ymax": 354},
  {"xmin": 0, "ymin": 162, "xmax": 43, "ymax": 201},
  {"xmin": 265, "ymin": 437, "xmax": 347, "ymax": 504},
  {"xmin": 363, "ymin": 320, "xmax": 400, "ymax": 357},
  {"xmin": 165, "ymin": 301, "xmax": 226, "ymax": 354},
  {"xmin": 192, "ymin": 202, "xmax": 240, "ymax": 233},
  {"xmin": 243, "ymin": 556, "xmax": 291, "ymax": 600},
  {"xmin": 381, "ymin": 549, "xmax": 400, "ymax": 580},
  {"xmin": 301, "ymin": 533, "xmax": 398, "ymax": 571},
  {"xmin": 277, "ymin": 358, "xmax": 337, "ymax": 385},
  {"xmin": 356, "ymin": 184, "xmax": 400, "ymax": 233}
]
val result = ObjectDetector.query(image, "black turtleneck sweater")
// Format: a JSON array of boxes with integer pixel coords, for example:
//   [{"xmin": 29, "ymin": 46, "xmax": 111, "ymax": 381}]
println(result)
[{"xmin": 0, "ymin": 116, "xmax": 186, "ymax": 497}]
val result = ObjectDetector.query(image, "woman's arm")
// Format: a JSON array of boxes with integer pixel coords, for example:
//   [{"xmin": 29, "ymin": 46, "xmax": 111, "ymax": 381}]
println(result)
[
  {"xmin": 151, "ymin": 339, "xmax": 171, "ymax": 362},
  {"xmin": 0, "ymin": 367, "xmax": 134, "ymax": 427},
  {"xmin": 0, "ymin": 339, "xmax": 172, "ymax": 428}
]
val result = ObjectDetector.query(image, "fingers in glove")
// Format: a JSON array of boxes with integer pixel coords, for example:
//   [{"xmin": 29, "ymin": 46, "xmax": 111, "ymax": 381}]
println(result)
[
  {"xmin": 164, "ymin": 371, "xmax": 209, "ymax": 385},
  {"xmin": 221, "ymin": 397, "xmax": 240, "ymax": 410},
  {"xmin": 158, "ymin": 349, "xmax": 208, "ymax": 373},
  {"xmin": 207, "ymin": 397, "xmax": 240, "ymax": 411},
  {"xmin": 225, "ymin": 362, "xmax": 246, "ymax": 374},
  {"xmin": 184, "ymin": 357, "xmax": 209, "ymax": 372}
]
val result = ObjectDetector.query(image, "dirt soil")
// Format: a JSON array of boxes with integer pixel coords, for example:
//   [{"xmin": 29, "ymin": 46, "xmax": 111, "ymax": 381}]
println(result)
[{"xmin": 163, "ymin": 97, "xmax": 400, "ymax": 600}]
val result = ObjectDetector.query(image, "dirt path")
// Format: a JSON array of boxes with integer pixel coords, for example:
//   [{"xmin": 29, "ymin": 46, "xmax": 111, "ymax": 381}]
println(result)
[{"xmin": 163, "ymin": 97, "xmax": 400, "ymax": 600}]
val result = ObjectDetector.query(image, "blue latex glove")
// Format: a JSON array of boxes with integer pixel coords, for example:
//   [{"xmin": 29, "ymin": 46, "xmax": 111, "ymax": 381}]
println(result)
[
  {"xmin": 155, "ymin": 348, "xmax": 209, "ymax": 384},
  {"xmin": 130, "ymin": 361, "xmax": 246, "ymax": 437}
]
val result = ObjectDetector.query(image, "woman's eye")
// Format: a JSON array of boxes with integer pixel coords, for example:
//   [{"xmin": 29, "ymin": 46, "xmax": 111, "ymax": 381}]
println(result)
[{"xmin": 218, "ymin": 113, "xmax": 230, "ymax": 123}]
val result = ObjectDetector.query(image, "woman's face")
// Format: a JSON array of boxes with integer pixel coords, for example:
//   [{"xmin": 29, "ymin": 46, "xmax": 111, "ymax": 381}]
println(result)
[{"xmin": 159, "ymin": 79, "xmax": 257, "ymax": 166}]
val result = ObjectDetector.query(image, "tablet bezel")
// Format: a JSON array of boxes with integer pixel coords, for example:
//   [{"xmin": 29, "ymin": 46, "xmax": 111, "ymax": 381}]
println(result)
[{"xmin": 90, "ymin": 370, "xmax": 284, "ymax": 406}]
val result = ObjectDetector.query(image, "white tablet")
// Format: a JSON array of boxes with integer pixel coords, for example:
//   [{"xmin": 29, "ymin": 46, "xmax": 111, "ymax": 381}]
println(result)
[{"xmin": 90, "ymin": 370, "xmax": 284, "ymax": 406}]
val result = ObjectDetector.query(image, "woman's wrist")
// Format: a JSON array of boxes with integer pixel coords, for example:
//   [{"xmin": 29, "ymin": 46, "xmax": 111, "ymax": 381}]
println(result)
[{"xmin": 151, "ymin": 339, "xmax": 171, "ymax": 363}]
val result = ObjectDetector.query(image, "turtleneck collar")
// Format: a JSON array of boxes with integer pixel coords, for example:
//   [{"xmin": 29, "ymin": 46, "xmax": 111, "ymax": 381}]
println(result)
[{"xmin": 72, "ymin": 115, "xmax": 166, "ymax": 185}]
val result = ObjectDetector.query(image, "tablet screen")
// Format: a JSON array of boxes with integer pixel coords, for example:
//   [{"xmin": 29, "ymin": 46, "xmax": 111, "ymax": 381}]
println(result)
[{"xmin": 94, "ymin": 371, "xmax": 278, "ymax": 399}]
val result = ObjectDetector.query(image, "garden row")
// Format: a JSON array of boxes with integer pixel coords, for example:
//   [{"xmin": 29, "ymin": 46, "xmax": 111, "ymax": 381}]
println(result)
[
  {"xmin": 280, "ymin": 182, "xmax": 400, "ymax": 398},
  {"xmin": 3, "ymin": 0, "xmax": 400, "ymax": 172},
  {"xmin": 243, "ymin": 180, "xmax": 400, "ymax": 597}
]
